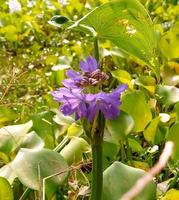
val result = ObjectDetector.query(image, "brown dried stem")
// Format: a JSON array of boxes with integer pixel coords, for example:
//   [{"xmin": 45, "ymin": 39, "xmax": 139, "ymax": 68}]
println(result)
[{"xmin": 120, "ymin": 141, "xmax": 174, "ymax": 200}]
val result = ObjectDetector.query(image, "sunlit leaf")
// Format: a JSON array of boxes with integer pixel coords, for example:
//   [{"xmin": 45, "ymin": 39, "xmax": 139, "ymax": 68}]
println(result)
[
  {"xmin": 0, "ymin": 121, "xmax": 33, "ymax": 154},
  {"xmin": 156, "ymin": 85, "xmax": 179, "ymax": 108},
  {"xmin": 60, "ymin": 137, "xmax": 90, "ymax": 165},
  {"xmin": 120, "ymin": 91, "xmax": 152, "ymax": 132},
  {"xmin": 103, "ymin": 162, "xmax": 156, "ymax": 200},
  {"xmin": 11, "ymin": 148, "xmax": 68, "ymax": 199},
  {"xmin": 167, "ymin": 122, "xmax": 179, "ymax": 161},
  {"xmin": 159, "ymin": 22, "xmax": 179, "ymax": 58},
  {"xmin": 106, "ymin": 111, "xmax": 134, "ymax": 141},
  {"xmin": 0, "ymin": 177, "xmax": 14, "ymax": 200},
  {"xmin": 144, "ymin": 116, "xmax": 160, "ymax": 144},
  {"xmin": 161, "ymin": 189, "xmax": 179, "ymax": 200}
]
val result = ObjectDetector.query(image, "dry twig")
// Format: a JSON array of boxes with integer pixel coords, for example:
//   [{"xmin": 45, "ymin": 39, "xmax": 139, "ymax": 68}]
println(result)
[{"xmin": 120, "ymin": 141, "xmax": 174, "ymax": 200}]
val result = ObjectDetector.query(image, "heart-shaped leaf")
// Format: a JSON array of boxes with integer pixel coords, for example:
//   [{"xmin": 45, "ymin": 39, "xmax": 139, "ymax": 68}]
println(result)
[
  {"xmin": 120, "ymin": 91, "xmax": 152, "ymax": 132},
  {"xmin": 11, "ymin": 148, "xmax": 68, "ymax": 199},
  {"xmin": 50, "ymin": 0, "xmax": 159, "ymax": 75},
  {"xmin": 0, "ymin": 121, "xmax": 33, "ymax": 154},
  {"xmin": 103, "ymin": 162, "xmax": 156, "ymax": 200}
]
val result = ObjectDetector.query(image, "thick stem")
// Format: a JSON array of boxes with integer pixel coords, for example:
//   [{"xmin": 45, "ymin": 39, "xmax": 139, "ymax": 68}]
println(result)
[
  {"xmin": 91, "ymin": 137, "xmax": 103, "ymax": 200},
  {"xmin": 94, "ymin": 37, "xmax": 99, "ymax": 62},
  {"xmin": 90, "ymin": 113, "xmax": 105, "ymax": 200}
]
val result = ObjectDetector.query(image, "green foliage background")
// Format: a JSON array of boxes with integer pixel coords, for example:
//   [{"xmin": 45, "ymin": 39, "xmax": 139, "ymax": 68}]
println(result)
[{"xmin": 0, "ymin": 0, "xmax": 179, "ymax": 199}]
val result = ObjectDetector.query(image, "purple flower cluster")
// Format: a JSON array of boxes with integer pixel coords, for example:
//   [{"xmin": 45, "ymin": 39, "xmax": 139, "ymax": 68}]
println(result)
[{"xmin": 52, "ymin": 56, "xmax": 128, "ymax": 122}]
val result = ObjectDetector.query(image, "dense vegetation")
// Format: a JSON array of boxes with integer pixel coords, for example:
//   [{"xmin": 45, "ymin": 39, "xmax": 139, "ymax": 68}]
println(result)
[{"xmin": 0, "ymin": 0, "xmax": 179, "ymax": 199}]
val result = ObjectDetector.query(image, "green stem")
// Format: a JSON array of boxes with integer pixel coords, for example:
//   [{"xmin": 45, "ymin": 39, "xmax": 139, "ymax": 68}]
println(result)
[
  {"xmin": 94, "ymin": 37, "xmax": 99, "ymax": 62},
  {"xmin": 90, "ymin": 113, "xmax": 105, "ymax": 200},
  {"xmin": 91, "ymin": 138, "xmax": 103, "ymax": 200}
]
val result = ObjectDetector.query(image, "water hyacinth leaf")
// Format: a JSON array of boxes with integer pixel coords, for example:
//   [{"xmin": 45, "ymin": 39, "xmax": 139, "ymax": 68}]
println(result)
[
  {"xmin": 143, "ymin": 116, "xmax": 160, "ymax": 144},
  {"xmin": 128, "ymin": 137, "xmax": 143, "ymax": 152},
  {"xmin": 103, "ymin": 162, "xmax": 156, "ymax": 200},
  {"xmin": 111, "ymin": 70, "xmax": 133, "ymax": 89},
  {"xmin": 0, "ymin": 164, "xmax": 17, "ymax": 184},
  {"xmin": 159, "ymin": 22, "xmax": 179, "ymax": 58},
  {"xmin": 106, "ymin": 111, "xmax": 134, "ymax": 142},
  {"xmin": 67, "ymin": 123, "xmax": 83, "ymax": 137},
  {"xmin": 161, "ymin": 189, "xmax": 179, "ymax": 200},
  {"xmin": 135, "ymin": 75, "xmax": 156, "ymax": 94},
  {"xmin": 0, "ymin": 177, "xmax": 14, "ymax": 200},
  {"xmin": 11, "ymin": 148, "xmax": 68, "ymax": 199},
  {"xmin": 0, "ymin": 121, "xmax": 33, "ymax": 154},
  {"xmin": 103, "ymin": 141, "xmax": 119, "ymax": 170},
  {"xmin": 20, "ymin": 131, "xmax": 44, "ymax": 150},
  {"xmin": 53, "ymin": 109, "xmax": 74, "ymax": 126},
  {"xmin": 60, "ymin": 137, "xmax": 90, "ymax": 165},
  {"xmin": 50, "ymin": 0, "xmax": 159, "ymax": 75},
  {"xmin": 31, "ymin": 112, "xmax": 56, "ymax": 149},
  {"xmin": 120, "ymin": 91, "xmax": 152, "ymax": 132},
  {"xmin": 156, "ymin": 85, "xmax": 179, "ymax": 108},
  {"xmin": 167, "ymin": 122, "xmax": 179, "ymax": 161}
]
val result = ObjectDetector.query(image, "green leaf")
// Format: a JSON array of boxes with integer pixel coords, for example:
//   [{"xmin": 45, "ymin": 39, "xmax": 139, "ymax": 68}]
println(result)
[
  {"xmin": 0, "ymin": 121, "xmax": 33, "ymax": 154},
  {"xmin": 167, "ymin": 122, "xmax": 179, "ymax": 161},
  {"xmin": 0, "ymin": 177, "xmax": 14, "ymax": 200},
  {"xmin": 11, "ymin": 148, "xmax": 68, "ymax": 199},
  {"xmin": 111, "ymin": 70, "xmax": 133, "ymax": 89},
  {"xmin": 60, "ymin": 137, "xmax": 90, "ymax": 165},
  {"xmin": 106, "ymin": 111, "xmax": 134, "ymax": 141},
  {"xmin": 143, "ymin": 117, "xmax": 160, "ymax": 144},
  {"xmin": 31, "ymin": 112, "xmax": 56, "ymax": 149},
  {"xmin": 70, "ymin": 0, "xmax": 158, "ymax": 74},
  {"xmin": 120, "ymin": 91, "xmax": 152, "ymax": 132},
  {"xmin": 103, "ymin": 141, "xmax": 119, "ymax": 170},
  {"xmin": 156, "ymin": 85, "xmax": 179, "ymax": 108},
  {"xmin": 159, "ymin": 22, "xmax": 179, "ymax": 58},
  {"xmin": 135, "ymin": 75, "xmax": 156, "ymax": 94},
  {"xmin": 103, "ymin": 162, "xmax": 156, "ymax": 200},
  {"xmin": 161, "ymin": 189, "xmax": 179, "ymax": 200},
  {"xmin": 128, "ymin": 137, "xmax": 143, "ymax": 152},
  {"xmin": 20, "ymin": 131, "xmax": 44, "ymax": 150},
  {"xmin": 53, "ymin": 109, "xmax": 74, "ymax": 126},
  {"xmin": 67, "ymin": 123, "xmax": 83, "ymax": 137},
  {"xmin": 0, "ymin": 164, "xmax": 17, "ymax": 185}
]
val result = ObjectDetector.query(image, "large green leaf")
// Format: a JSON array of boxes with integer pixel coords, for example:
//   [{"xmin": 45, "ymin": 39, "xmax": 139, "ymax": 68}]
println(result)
[
  {"xmin": 143, "ymin": 117, "xmax": 160, "ymax": 144},
  {"xmin": 103, "ymin": 162, "xmax": 156, "ymax": 200},
  {"xmin": 167, "ymin": 122, "xmax": 179, "ymax": 161},
  {"xmin": 120, "ymin": 91, "xmax": 152, "ymax": 132},
  {"xmin": 0, "ymin": 177, "xmax": 14, "ymax": 200},
  {"xmin": 159, "ymin": 22, "xmax": 179, "ymax": 58},
  {"xmin": 31, "ymin": 112, "xmax": 56, "ymax": 149},
  {"xmin": 0, "ymin": 121, "xmax": 33, "ymax": 154},
  {"xmin": 156, "ymin": 85, "xmax": 179, "ymax": 108},
  {"xmin": 0, "ymin": 164, "xmax": 16, "ymax": 185},
  {"xmin": 106, "ymin": 111, "xmax": 134, "ymax": 141},
  {"xmin": 11, "ymin": 148, "xmax": 68, "ymax": 199},
  {"xmin": 50, "ymin": 0, "xmax": 159, "ymax": 74},
  {"xmin": 60, "ymin": 137, "xmax": 90, "ymax": 165}
]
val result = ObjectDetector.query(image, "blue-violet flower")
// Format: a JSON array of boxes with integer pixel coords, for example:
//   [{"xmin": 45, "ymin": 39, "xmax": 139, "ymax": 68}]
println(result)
[{"xmin": 52, "ymin": 56, "xmax": 128, "ymax": 122}]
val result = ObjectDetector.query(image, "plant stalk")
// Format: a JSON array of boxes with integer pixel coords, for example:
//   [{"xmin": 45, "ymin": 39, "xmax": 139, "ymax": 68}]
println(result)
[
  {"xmin": 90, "ymin": 113, "xmax": 105, "ymax": 200},
  {"xmin": 94, "ymin": 37, "xmax": 99, "ymax": 62}
]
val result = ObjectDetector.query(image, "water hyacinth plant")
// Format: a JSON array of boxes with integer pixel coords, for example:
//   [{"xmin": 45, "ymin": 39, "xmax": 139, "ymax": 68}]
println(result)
[{"xmin": 52, "ymin": 55, "xmax": 128, "ymax": 200}]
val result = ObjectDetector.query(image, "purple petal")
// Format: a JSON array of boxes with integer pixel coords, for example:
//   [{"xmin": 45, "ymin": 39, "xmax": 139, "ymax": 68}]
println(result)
[
  {"xmin": 80, "ymin": 56, "xmax": 98, "ymax": 72},
  {"xmin": 66, "ymin": 70, "xmax": 81, "ymax": 80},
  {"xmin": 62, "ymin": 79, "xmax": 76, "ymax": 88},
  {"xmin": 86, "ymin": 56, "xmax": 98, "ymax": 71}
]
